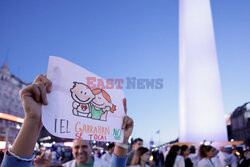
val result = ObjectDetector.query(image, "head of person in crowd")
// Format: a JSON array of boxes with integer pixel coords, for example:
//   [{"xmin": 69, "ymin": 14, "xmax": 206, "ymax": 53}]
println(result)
[
  {"xmin": 132, "ymin": 138, "xmax": 144, "ymax": 151},
  {"xmin": 180, "ymin": 145, "xmax": 189, "ymax": 158},
  {"xmin": 131, "ymin": 147, "xmax": 151, "ymax": 166},
  {"xmin": 72, "ymin": 139, "xmax": 93, "ymax": 165},
  {"xmin": 211, "ymin": 147, "xmax": 218, "ymax": 157},
  {"xmin": 239, "ymin": 150, "xmax": 246, "ymax": 160},
  {"xmin": 165, "ymin": 145, "xmax": 180, "ymax": 167},
  {"xmin": 219, "ymin": 146, "xmax": 227, "ymax": 153},
  {"xmin": 231, "ymin": 148, "xmax": 237, "ymax": 155},
  {"xmin": 199, "ymin": 145, "xmax": 214, "ymax": 160},
  {"xmin": 107, "ymin": 143, "xmax": 115, "ymax": 154},
  {"xmin": 189, "ymin": 145, "xmax": 196, "ymax": 154}
]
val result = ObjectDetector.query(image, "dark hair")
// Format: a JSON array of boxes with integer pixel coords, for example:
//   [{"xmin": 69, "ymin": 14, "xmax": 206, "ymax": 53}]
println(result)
[
  {"xmin": 199, "ymin": 145, "xmax": 213, "ymax": 159},
  {"xmin": 133, "ymin": 138, "xmax": 143, "ymax": 145},
  {"xmin": 131, "ymin": 147, "xmax": 149, "ymax": 165},
  {"xmin": 181, "ymin": 145, "xmax": 188, "ymax": 156},
  {"xmin": 107, "ymin": 143, "xmax": 115, "ymax": 150},
  {"xmin": 189, "ymin": 145, "xmax": 196, "ymax": 154},
  {"xmin": 165, "ymin": 145, "xmax": 180, "ymax": 167}
]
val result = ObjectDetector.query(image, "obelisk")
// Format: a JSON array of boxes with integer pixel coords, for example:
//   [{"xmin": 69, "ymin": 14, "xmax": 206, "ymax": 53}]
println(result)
[{"xmin": 179, "ymin": 0, "xmax": 227, "ymax": 142}]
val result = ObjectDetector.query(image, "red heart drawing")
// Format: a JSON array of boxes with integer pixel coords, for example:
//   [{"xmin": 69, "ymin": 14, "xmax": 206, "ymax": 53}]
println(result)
[{"xmin": 81, "ymin": 105, "xmax": 87, "ymax": 110}]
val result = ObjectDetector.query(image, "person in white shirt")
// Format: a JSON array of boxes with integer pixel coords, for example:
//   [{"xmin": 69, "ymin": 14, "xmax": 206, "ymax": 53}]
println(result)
[
  {"xmin": 165, "ymin": 145, "xmax": 184, "ymax": 167},
  {"xmin": 174, "ymin": 154, "xmax": 185, "ymax": 167},
  {"xmin": 188, "ymin": 145, "xmax": 199, "ymax": 167},
  {"xmin": 211, "ymin": 147, "xmax": 222, "ymax": 167},
  {"xmin": 102, "ymin": 143, "xmax": 115, "ymax": 164},
  {"xmin": 127, "ymin": 138, "xmax": 144, "ymax": 166},
  {"xmin": 229, "ymin": 149, "xmax": 238, "ymax": 167},
  {"xmin": 181, "ymin": 145, "xmax": 193, "ymax": 167},
  {"xmin": 218, "ymin": 147, "xmax": 231, "ymax": 167},
  {"xmin": 198, "ymin": 145, "xmax": 215, "ymax": 167}
]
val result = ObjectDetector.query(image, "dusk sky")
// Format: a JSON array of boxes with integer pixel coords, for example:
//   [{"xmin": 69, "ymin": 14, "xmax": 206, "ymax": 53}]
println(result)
[{"xmin": 0, "ymin": 0, "xmax": 249, "ymax": 145}]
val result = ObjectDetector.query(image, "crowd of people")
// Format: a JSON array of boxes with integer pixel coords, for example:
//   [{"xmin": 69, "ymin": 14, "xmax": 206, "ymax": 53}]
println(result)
[
  {"xmin": 38, "ymin": 136, "xmax": 248, "ymax": 167},
  {"xmin": 0, "ymin": 74, "xmax": 249, "ymax": 167},
  {"xmin": 124, "ymin": 139, "xmax": 250, "ymax": 167}
]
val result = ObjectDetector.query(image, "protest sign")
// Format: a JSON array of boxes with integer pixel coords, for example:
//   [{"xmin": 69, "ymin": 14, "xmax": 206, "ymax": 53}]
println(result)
[{"xmin": 42, "ymin": 56, "xmax": 126, "ymax": 142}]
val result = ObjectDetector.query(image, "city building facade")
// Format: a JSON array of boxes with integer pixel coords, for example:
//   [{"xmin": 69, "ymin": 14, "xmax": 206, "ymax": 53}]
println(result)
[
  {"xmin": 0, "ymin": 61, "xmax": 27, "ymax": 149},
  {"xmin": 230, "ymin": 102, "xmax": 250, "ymax": 146}
]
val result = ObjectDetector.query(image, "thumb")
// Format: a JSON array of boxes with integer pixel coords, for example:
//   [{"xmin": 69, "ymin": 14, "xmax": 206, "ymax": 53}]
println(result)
[{"xmin": 123, "ymin": 98, "xmax": 127, "ymax": 115}]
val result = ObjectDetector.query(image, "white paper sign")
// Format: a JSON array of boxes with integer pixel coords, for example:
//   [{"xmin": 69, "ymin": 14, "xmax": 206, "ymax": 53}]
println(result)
[{"xmin": 42, "ymin": 56, "xmax": 126, "ymax": 142}]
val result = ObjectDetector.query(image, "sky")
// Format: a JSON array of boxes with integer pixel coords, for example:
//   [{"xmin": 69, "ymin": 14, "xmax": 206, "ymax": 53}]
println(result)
[{"xmin": 0, "ymin": 0, "xmax": 249, "ymax": 146}]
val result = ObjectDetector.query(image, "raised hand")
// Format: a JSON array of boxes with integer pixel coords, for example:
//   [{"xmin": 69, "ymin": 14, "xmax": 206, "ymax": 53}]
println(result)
[
  {"xmin": 10, "ymin": 74, "xmax": 52, "ymax": 157},
  {"xmin": 19, "ymin": 74, "xmax": 52, "ymax": 122},
  {"xmin": 122, "ymin": 98, "xmax": 134, "ymax": 143},
  {"xmin": 34, "ymin": 152, "xmax": 51, "ymax": 167},
  {"xmin": 112, "ymin": 98, "xmax": 134, "ymax": 160}
]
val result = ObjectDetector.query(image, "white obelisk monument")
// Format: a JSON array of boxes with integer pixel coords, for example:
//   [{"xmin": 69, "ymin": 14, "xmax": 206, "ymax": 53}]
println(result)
[{"xmin": 179, "ymin": 0, "xmax": 228, "ymax": 142}]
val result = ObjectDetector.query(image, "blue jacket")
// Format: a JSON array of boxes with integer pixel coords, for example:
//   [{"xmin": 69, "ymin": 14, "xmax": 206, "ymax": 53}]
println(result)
[{"xmin": 1, "ymin": 152, "xmax": 127, "ymax": 167}]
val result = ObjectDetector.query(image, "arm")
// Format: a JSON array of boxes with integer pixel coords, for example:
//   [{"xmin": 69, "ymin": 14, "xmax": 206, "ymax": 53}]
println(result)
[
  {"xmin": 12, "ymin": 74, "xmax": 52, "ymax": 156},
  {"xmin": 111, "ymin": 99, "xmax": 134, "ymax": 167},
  {"xmin": 114, "ymin": 98, "xmax": 133, "ymax": 157},
  {"xmin": 1, "ymin": 74, "xmax": 52, "ymax": 166}
]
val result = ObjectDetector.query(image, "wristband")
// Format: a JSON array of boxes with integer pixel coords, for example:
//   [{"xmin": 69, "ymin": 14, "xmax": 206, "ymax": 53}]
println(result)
[
  {"xmin": 7, "ymin": 149, "xmax": 35, "ymax": 162},
  {"xmin": 115, "ymin": 142, "xmax": 129, "ymax": 150}
]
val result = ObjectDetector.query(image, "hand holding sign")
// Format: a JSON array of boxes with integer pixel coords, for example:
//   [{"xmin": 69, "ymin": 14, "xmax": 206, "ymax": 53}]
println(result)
[
  {"xmin": 10, "ymin": 74, "xmax": 52, "ymax": 157},
  {"xmin": 122, "ymin": 98, "xmax": 133, "ymax": 143},
  {"xmin": 20, "ymin": 75, "xmax": 52, "ymax": 123}
]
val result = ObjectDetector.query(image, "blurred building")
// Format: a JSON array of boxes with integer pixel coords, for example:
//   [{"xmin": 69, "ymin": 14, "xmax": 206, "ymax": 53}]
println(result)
[
  {"xmin": 0, "ymin": 61, "xmax": 28, "ymax": 149},
  {"xmin": 225, "ymin": 113, "xmax": 232, "ymax": 141},
  {"xmin": 230, "ymin": 102, "xmax": 250, "ymax": 146}
]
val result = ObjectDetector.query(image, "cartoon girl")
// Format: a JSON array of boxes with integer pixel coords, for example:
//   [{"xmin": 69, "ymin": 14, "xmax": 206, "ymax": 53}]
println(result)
[{"xmin": 89, "ymin": 88, "xmax": 116, "ymax": 121}]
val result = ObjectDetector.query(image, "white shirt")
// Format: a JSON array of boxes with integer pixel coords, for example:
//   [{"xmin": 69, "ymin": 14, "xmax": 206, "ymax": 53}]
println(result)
[
  {"xmin": 198, "ymin": 158, "xmax": 214, "ymax": 167},
  {"xmin": 229, "ymin": 154, "xmax": 238, "ymax": 167},
  {"xmin": 218, "ymin": 151, "xmax": 231, "ymax": 167},
  {"xmin": 101, "ymin": 152, "xmax": 113, "ymax": 164},
  {"xmin": 174, "ymin": 155, "xmax": 185, "ymax": 167},
  {"xmin": 188, "ymin": 153, "xmax": 200, "ymax": 167},
  {"xmin": 212, "ymin": 155, "xmax": 222, "ymax": 167}
]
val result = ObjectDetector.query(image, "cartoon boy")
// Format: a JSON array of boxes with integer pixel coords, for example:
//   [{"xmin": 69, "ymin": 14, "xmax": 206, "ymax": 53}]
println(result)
[
  {"xmin": 70, "ymin": 82, "xmax": 95, "ymax": 117},
  {"xmin": 90, "ymin": 88, "xmax": 116, "ymax": 121}
]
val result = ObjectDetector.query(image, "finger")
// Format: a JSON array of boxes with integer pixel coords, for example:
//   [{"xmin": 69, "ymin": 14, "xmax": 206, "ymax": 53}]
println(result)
[
  {"xmin": 40, "ymin": 152, "xmax": 45, "ymax": 158},
  {"xmin": 123, "ymin": 98, "xmax": 127, "ymax": 115},
  {"xmin": 48, "ymin": 153, "xmax": 52, "ymax": 161},
  {"xmin": 128, "ymin": 117, "xmax": 134, "ymax": 127},
  {"xmin": 36, "ymin": 82, "xmax": 48, "ymax": 105},
  {"xmin": 125, "ymin": 116, "xmax": 133, "ymax": 129},
  {"xmin": 122, "ymin": 116, "xmax": 128, "ymax": 129},
  {"xmin": 34, "ymin": 157, "xmax": 40, "ymax": 163},
  {"xmin": 34, "ymin": 74, "xmax": 52, "ymax": 93},
  {"xmin": 32, "ymin": 84, "xmax": 41, "ymax": 102},
  {"xmin": 42, "ymin": 74, "xmax": 52, "ymax": 93},
  {"xmin": 34, "ymin": 155, "xmax": 42, "ymax": 162},
  {"xmin": 19, "ymin": 84, "xmax": 40, "ymax": 102}
]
